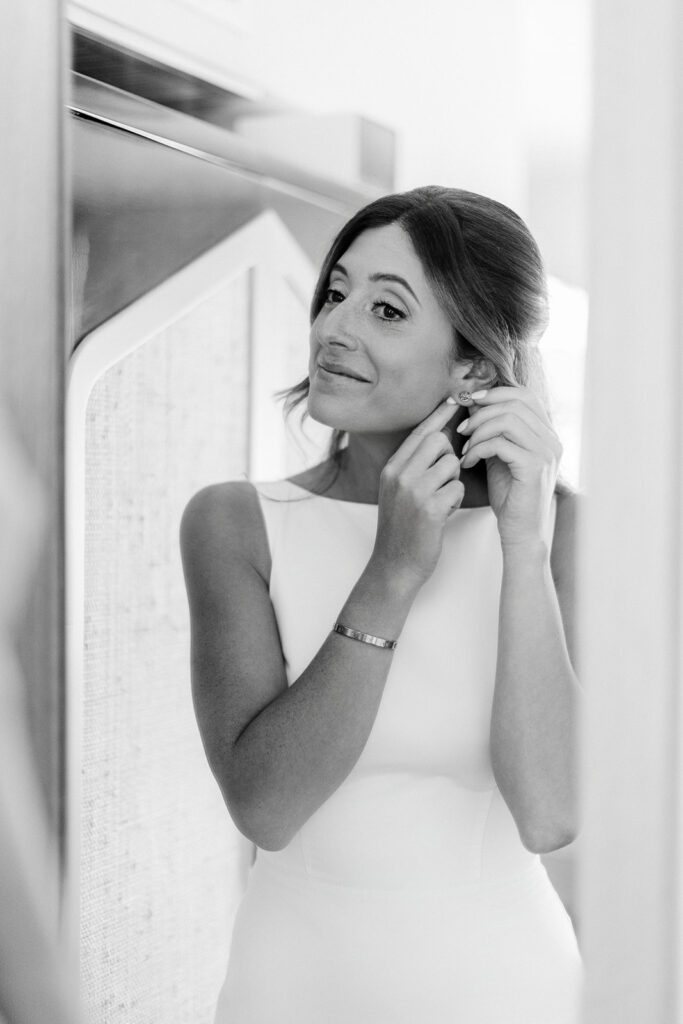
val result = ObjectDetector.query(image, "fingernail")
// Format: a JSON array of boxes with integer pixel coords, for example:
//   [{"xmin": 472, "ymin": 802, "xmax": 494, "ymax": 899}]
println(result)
[
  {"xmin": 462, "ymin": 440, "xmax": 470, "ymax": 454},
  {"xmin": 456, "ymin": 419, "xmax": 469, "ymax": 433},
  {"xmin": 445, "ymin": 396, "xmax": 456, "ymax": 405},
  {"xmin": 470, "ymin": 390, "xmax": 487, "ymax": 400}
]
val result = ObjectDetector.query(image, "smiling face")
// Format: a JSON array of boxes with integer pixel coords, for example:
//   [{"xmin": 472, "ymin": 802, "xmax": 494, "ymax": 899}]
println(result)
[{"xmin": 307, "ymin": 222, "xmax": 464, "ymax": 436}]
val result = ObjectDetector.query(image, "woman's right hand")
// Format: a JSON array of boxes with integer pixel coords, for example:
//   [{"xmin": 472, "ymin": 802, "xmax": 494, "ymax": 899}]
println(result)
[{"xmin": 371, "ymin": 398, "xmax": 465, "ymax": 589}]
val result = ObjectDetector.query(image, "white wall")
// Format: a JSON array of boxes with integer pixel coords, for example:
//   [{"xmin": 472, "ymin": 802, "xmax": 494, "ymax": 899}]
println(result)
[
  {"xmin": 579, "ymin": 0, "xmax": 683, "ymax": 1017},
  {"xmin": 70, "ymin": 0, "xmax": 591, "ymax": 285},
  {"xmin": 249, "ymin": 0, "xmax": 591, "ymax": 288},
  {"xmin": 245, "ymin": 0, "xmax": 590, "ymax": 493},
  {"xmin": 250, "ymin": 0, "xmax": 527, "ymax": 214}
]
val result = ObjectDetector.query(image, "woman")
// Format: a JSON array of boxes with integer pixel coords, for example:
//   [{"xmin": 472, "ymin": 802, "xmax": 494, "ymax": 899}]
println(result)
[{"xmin": 180, "ymin": 186, "xmax": 584, "ymax": 1023}]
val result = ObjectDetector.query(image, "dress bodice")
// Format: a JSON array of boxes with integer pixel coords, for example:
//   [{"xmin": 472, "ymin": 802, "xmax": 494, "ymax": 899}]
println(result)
[{"xmin": 250, "ymin": 478, "xmax": 558, "ymax": 889}]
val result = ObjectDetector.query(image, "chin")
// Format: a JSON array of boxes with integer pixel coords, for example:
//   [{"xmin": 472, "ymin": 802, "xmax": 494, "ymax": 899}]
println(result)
[{"xmin": 307, "ymin": 392, "xmax": 352, "ymax": 432}]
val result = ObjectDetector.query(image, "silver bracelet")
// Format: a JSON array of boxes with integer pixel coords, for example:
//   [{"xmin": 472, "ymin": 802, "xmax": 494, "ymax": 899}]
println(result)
[{"xmin": 332, "ymin": 621, "xmax": 398, "ymax": 650}]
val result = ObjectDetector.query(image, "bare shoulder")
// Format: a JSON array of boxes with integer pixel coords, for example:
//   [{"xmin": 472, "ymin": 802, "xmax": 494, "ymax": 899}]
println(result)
[
  {"xmin": 179, "ymin": 483, "xmax": 287, "ymax": 813},
  {"xmin": 179, "ymin": 480, "xmax": 270, "ymax": 585}
]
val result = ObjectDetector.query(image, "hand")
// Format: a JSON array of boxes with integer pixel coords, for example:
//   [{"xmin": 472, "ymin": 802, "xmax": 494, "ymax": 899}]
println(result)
[
  {"xmin": 456, "ymin": 385, "xmax": 563, "ymax": 548},
  {"xmin": 371, "ymin": 399, "xmax": 465, "ymax": 587}
]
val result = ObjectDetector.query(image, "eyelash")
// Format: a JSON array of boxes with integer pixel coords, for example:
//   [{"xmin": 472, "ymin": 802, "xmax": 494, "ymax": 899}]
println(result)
[{"xmin": 324, "ymin": 287, "xmax": 406, "ymax": 322}]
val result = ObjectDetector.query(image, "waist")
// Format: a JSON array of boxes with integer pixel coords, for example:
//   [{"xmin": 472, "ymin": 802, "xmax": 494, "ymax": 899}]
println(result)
[{"xmin": 255, "ymin": 774, "xmax": 539, "ymax": 891}]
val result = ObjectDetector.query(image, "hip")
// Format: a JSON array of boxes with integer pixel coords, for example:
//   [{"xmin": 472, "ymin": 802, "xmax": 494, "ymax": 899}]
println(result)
[{"xmin": 215, "ymin": 856, "xmax": 583, "ymax": 1024}]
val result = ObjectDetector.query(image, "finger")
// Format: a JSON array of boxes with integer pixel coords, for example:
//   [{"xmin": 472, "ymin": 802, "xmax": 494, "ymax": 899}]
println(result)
[
  {"xmin": 434, "ymin": 478, "xmax": 466, "ymax": 515},
  {"xmin": 389, "ymin": 399, "xmax": 458, "ymax": 469},
  {"xmin": 411, "ymin": 398, "xmax": 460, "ymax": 439},
  {"xmin": 460, "ymin": 435, "xmax": 538, "ymax": 470},
  {"xmin": 411, "ymin": 395, "xmax": 458, "ymax": 436},
  {"xmin": 460, "ymin": 413, "xmax": 543, "ymax": 456},
  {"xmin": 457, "ymin": 400, "xmax": 549, "ymax": 443},
  {"xmin": 399, "ymin": 430, "xmax": 455, "ymax": 484},
  {"xmin": 423, "ymin": 451, "xmax": 461, "ymax": 493},
  {"xmin": 469, "ymin": 386, "xmax": 553, "ymax": 430}
]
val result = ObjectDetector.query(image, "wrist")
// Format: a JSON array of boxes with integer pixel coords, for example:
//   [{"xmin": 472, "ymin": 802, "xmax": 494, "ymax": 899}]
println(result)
[
  {"xmin": 366, "ymin": 553, "xmax": 425, "ymax": 600},
  {"xmin": 336, "ymin": 556, "xmax": 419, "ymax": 649},
  {"xmin": 501, "ymin": 537, "xmax": 550, "ymax": 566}
]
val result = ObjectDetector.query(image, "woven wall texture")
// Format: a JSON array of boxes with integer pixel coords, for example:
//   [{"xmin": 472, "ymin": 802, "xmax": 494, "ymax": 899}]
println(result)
[{"xmin": 81, "ymin": 276, "xmax": 255, "ymax": 1023}]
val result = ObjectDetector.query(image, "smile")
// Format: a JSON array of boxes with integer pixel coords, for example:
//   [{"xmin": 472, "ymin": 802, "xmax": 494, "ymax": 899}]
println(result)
[{"xmin": 316, "ymin": 365, "xmax": 371, "ymax": 384}]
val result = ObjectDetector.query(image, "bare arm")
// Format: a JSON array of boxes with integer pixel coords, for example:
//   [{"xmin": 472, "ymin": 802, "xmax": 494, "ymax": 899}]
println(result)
[
  {"xmin": 490, "ymin": 491, "xmax": 584, "ymax": 854},
  {"xmin": 230, "ymin": 558, "xmax": 419, "ymax": 850},
  {"xmin": 180, "ymin": 483, "xmax": 421, "ymax": 851},
  {"xmin": 181, "ymin": 401, "xmax": 464, "ymax": 851}
]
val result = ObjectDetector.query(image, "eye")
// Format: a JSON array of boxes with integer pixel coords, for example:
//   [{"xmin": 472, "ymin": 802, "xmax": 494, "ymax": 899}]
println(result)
[
  {"xmin": 322, "ymin": 287, "xmax": 406, "ymax": 321},
  {"xmin": 373, "ymin": 301, "xmax": 406, "ymax": 321}
]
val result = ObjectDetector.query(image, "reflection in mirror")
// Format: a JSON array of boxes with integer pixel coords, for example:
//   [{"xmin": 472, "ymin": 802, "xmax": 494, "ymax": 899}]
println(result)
[
  {"xmin": 182, "ymin": 188, "xmax": 585, "ymax": 1024},
  {"xmin": 67, "ymin": 6, "xmax": 590, "ymax": 1023}
]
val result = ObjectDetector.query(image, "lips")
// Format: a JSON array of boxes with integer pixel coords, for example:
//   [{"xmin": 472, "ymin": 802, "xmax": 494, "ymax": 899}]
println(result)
[{"xmin": 317, "ymin": 360, "xmax": 370, "ymax": 383}]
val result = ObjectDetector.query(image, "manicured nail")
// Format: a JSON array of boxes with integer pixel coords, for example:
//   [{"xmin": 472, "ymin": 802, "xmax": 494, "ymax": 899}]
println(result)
[
  {"xmin": 456, "ymin": 419, "xmax": 469, "ymax": 433},
  {"xmin": 462, "ymin": 439, "xmax": 470, "ymax": 454},
  {"xmin": 470, "ymin": 390, "xmax": 488, "ymax": 400},
  {"xmin": 445, "ymin": 396, "xmax": 456, "ymax": 405}
]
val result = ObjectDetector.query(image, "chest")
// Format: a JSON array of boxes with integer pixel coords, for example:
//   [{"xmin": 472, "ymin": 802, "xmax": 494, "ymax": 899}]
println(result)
[{"xmin": 269, "ymin": 505, "xmax": 504, "ymax": 782}]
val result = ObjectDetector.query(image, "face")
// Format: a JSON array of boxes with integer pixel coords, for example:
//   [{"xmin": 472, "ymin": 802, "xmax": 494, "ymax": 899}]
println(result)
[{"xmin": 308, "ymin": 222, "xmax": 462, "ymax": 436}]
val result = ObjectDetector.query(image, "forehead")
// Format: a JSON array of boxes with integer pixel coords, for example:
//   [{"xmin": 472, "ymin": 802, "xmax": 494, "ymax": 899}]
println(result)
[{"xmin": 338, "ymin": 223, "xmax": 426, "ymax": 287}]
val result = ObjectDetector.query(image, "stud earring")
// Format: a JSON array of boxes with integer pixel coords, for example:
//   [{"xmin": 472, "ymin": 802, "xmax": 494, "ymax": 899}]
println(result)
[{"xmin": 457, "ymin": 391, "xmax": 473, "ymax": 405}]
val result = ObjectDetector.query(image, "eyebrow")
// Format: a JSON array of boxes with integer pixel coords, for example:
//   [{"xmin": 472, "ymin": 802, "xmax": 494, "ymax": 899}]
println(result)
[{"xmin": 331, "ymin": 262, "xmax": 421, "ymax": 307}]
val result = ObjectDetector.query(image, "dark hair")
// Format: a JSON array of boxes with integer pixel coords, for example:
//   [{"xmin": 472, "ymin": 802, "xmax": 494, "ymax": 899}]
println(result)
[{"xmin": 272, "ymin": 184, "xmax": 575, "ymax": 499}]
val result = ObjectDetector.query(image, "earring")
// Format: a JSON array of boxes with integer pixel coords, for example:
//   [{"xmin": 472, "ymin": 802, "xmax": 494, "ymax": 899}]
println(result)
[{"xmin": 457, "ymin": 391, "xmax": 473, "ymax": 405}]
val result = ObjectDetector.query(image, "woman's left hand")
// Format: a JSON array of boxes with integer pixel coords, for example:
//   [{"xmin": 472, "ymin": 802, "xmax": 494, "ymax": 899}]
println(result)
[{"xmin": 456, "ymin": 385, "xmax": 563, "ymax": 548}]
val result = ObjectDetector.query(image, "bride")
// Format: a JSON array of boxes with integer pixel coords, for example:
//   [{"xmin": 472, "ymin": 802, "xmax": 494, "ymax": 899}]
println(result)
[{"xmin": 180, "ymin": 184, "xmax": 583, "ymax": 1023}]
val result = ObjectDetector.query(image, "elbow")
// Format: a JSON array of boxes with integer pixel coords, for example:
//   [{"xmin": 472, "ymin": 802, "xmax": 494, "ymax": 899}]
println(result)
[
  {"xmin": 243, "ymin": 814, "xmax": 292, "ymax": 852},
  {"xmin": 221, "ymin": 783, "xmax": 294, "ymax": 853},
  {"xmin": 234, "ymin": 812, "xmax": 293, "ymax": 852},
  {"xmin": 521, "ymin": 820, "xmax": 579, "ymax": 855},
  {"xmin": 257, "ymin": 833, "xmax": 292, "ymax": 853},
  {"xmin": 209, "ymin": 748, "xmax": 296, "ymax": 852}
]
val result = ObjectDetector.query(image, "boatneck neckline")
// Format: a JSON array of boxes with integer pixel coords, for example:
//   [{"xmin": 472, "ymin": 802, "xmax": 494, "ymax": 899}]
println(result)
[{"xmin": 284, "ymin": 480, "xmax": 493, "ymax": 511}]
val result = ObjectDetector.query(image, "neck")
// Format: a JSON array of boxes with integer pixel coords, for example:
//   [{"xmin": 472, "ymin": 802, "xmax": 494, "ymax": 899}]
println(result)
[
  {"xmin": 336, "ymin": 431, "xmax": 410, "ymax": 503},
  {"xmin": 333, "ymin": 431, "xmax": 488, "ymax": 507}
]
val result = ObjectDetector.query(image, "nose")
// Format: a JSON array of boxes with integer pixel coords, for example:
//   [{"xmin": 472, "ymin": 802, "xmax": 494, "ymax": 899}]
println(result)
[{"xmin": 316, "ymin": 296, "xmax": 362, "ymax": 351}]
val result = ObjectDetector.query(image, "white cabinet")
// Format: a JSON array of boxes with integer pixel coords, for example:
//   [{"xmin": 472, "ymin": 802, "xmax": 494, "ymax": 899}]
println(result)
[{"xmin": 68, "ymin": 0, "xmax": 258, "ymax": 95}]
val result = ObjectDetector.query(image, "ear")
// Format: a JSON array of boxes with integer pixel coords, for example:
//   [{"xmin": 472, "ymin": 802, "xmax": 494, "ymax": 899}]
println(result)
[{"xmin": 447, "ymin": 355, "xmax": 498, "ymax": 393}]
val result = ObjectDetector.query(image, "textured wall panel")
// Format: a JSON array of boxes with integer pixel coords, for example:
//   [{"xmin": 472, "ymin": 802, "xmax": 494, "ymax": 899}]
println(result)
[{"xmin": 81, "ymin": 274, "xmax": 253, "ymax": 1024}]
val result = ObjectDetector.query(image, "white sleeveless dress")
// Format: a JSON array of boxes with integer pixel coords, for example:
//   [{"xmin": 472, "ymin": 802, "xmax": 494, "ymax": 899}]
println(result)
[{"xmin": 214, "ymin": 478, "xmax": 583, "ymax": 1024}]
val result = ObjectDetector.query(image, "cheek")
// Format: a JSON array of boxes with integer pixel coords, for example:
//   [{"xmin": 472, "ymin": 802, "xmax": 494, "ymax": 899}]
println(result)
[{"xmin": 308, "ymin": 321, "xmax": 325, "ymax": 362}]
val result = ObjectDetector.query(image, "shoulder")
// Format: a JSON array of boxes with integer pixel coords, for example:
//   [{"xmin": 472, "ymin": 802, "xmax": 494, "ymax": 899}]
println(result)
[
  {"xmin": 179, "ymin": 480, "xmax": 270, "ymax": 584},
  {"xmin": 180, "ymin": 480, "xmax": 256, "ymax": 546}
]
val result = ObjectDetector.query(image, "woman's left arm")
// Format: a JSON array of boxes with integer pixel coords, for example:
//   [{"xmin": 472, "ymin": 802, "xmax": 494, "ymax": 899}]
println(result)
[{"xmin": 457, "ymin": 386, "xmax": 584, "ymax": 855}]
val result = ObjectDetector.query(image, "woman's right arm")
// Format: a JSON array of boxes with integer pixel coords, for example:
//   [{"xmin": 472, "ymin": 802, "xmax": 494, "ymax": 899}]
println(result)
[
  {"xmin": 180, "ymin": 482, "xmax": 421, "ymax": 852},
  {"xmin": 180, "ymin": 399, "xmax": 462, "ymax": 852}
]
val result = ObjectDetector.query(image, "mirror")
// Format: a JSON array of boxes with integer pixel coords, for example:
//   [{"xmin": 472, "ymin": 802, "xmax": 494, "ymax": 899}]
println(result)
[{"xmin": 67, "ymin": 4, "xmax": 590, "ymax": 1021}]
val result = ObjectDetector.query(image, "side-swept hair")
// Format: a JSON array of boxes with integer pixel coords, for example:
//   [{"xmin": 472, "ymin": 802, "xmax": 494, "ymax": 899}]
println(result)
[{"xmin": 274, "ymin": 185, "xmax": 574, "ymax": 499}]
